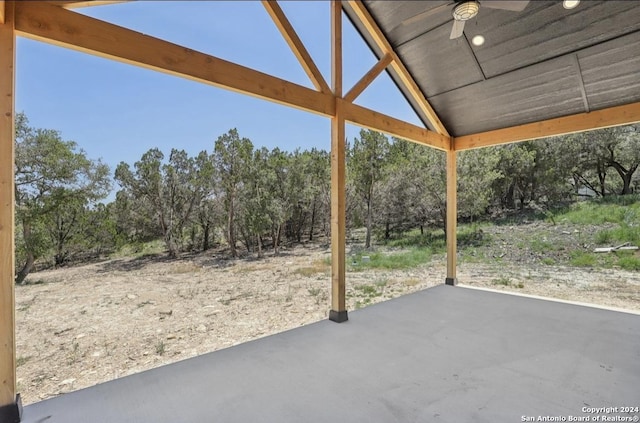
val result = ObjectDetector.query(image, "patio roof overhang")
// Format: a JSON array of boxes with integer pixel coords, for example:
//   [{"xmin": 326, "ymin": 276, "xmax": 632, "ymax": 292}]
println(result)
[{"xmin": 1, "ymin": 1, "xmax": 640, "ymax": 419}]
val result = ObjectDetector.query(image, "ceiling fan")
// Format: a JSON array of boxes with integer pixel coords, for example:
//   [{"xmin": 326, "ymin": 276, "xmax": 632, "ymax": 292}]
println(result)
[{"xmin": 449, "ymin": 0, "xmax": 530, "ymax": 39}]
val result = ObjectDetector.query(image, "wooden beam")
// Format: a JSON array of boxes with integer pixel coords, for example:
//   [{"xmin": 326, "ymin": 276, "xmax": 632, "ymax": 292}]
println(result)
[
  {"xmin": 345, "ymin": 0, "xmax": 450, "ymax": 137},
  {"xmin": 15, "ymin": 1, "xmax": 445, "ymax": 154},
  {"xmin": 262, "ymin": 0, "xmax": 330, "ymax": 94},
  {"xmin": 344, "ymin": 52, "xmax": 392, "ymax": 103},
  {"xmin": 48, "ymin": 1, "xmax": 128, "ymax": 9},
  {"xmin": 329, "ymin": 0, "xmax": 347, "ymax": 323},
  {"xmin": 331, "ymin": 1, "xmax": 342, "ymax": 98},
  {"xmin": 0, "ymin": 1, "xmax": 4, "ymax": 25},
  {"xmin": 0, "ymin": 0, "xmax": 16, "ymax": 409},
  {"xmin": 445, "ymin": 147, "xmax": 457, "ymax": 285},
  {"xmin": 341, "ymin": 99, "xmax": 450, "ymax": 151},
  {"xmin": 455, "ymin": 102, "xmax": 640, "ymax": 151},
  {"xmin": 14, "ymin": 1, "xmax": 335, "ymax": 117}
]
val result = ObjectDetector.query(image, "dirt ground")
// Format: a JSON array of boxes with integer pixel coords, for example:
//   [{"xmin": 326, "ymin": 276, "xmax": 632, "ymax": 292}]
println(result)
[{"xmin": 15, "ymin": 244, "xmax": 640, "ymax": 405}]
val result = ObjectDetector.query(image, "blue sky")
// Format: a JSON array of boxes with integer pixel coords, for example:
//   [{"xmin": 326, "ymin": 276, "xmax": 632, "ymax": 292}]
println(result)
[{"xmin": 16, "ymin": 1, "xmax": 421, "ymax": 178}]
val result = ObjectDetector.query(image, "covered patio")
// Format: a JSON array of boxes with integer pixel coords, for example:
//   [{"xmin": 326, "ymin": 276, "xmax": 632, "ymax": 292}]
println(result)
[
  {"xmin": 1, "ymin": 1, "xmax": 640, "ymax": 421},
  {"xmin": 21, "ymin": 285, "xmax": 640, "ymax": 422}
]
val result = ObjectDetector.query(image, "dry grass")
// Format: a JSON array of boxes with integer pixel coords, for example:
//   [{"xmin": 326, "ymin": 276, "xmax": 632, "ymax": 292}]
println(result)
[
  {"xmin": 294, "ymin": 259, "xmax": 330, "ymax": 277},
  {"xmin": 403, "ymin": 278, "xmax": 421, "ymax": 287},
  {"xmin": 168, "ymin": 262, "xmax": 202, "ymax": 274}
]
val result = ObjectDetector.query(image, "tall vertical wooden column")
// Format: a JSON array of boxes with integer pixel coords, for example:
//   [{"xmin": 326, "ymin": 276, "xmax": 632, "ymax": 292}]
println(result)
[
  {"xmin": 0, "ymin": 2, "xmax": 20, "ymax": 421},
  {"xmin": 445, "ymin": 147, "xmax": 458, "ymax": 285},
  {"xmin": 329, "ymin": 0, "xmax": 347, "ymax": 322}
]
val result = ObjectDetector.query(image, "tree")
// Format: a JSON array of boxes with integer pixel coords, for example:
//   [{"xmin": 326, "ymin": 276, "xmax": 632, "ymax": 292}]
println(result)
[
  {"xmin": 45, "ymin": 193, "xmax": 86, "ymax": 267},
  {"xmin": 378, "ymin": 139, "xmax": 423, "ymax": 238},
  {"xmin": 115, "ymin": 148, "xmax": 203, "ymax": 258},
  {"xmin": 599, "ymin": 125, "xmax": 639, "ymax": 195},
  {"xmin": 213, "ymin": 129, "xmax": 253, "ymax": 258},
  {"xmin": 15, "ymin": 113, "xmax": 110, "ymax": 283},
  {"xmin": 81, "ymin": 202, "xmax": 122, "ymax": 257},
  {"xmin": 457, "ymin": 149, "xmax": 501, "ymax": 220},
  {"xmin": 381, "ymin": 139, "xmax": 500, "ymax": 237},
  {"xmin": 492, "ymin": 143, "xmax": 537, "ymax": 209},
  {"xmin": 411, "ymin": 146, "xmax": 447, "ymax": 234},
  {"xmin": 284, "ymin": 149, "xmax": 310, "ymax": 243},
  {"xmin": 303, "ymin": 148, "xmax": 330, "ymax": 241},
  {"xmin": 561, "ymin": 125, "xmax": 640, "ymax": 197},
  {"xmin": 348, "ymin": 130, "xmax": 389, "ymax": 249},
  {"xmin": 265, "ymin": 147, "xmax": 290, "ymax": 254},
  {"xmin": 239, "ymin": 147, "xmax": 273, "ymax": 256},
  {"xmin": 192, "ymin": 151, "xmax": 218, "ymax": 251}
]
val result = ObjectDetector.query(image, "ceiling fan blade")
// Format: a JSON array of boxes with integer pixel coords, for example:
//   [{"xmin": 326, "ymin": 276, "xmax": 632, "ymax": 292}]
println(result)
[
  {"xmin": 401, "ymin": 3, "xmax": 453, "ymax": 27},
  {"xmin": 450, "ymin": 19, "xmax": 465, "ymax": 39},
  {"xmin": 481, "ymin": 0, "xmax": 530, "ymax": 11}
]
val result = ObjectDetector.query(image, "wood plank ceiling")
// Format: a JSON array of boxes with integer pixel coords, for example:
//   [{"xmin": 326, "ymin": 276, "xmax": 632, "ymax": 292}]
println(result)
[{"xmin": 344, "ymin": 0, "xmax": 640, "ymax": 137}]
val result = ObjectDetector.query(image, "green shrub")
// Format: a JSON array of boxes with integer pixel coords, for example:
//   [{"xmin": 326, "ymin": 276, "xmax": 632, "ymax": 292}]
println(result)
[
  {"xmin": 596, "ymin": 225, "xmax": 640, "ymax": 245},
  {"xmin": 350, "ymin": 248, "xmax": 432, "ymax": 271},
  {"xmin": 570, "ymin": 251, "xmax": 596, "ymax": 267},
  {"xmin": 615, "ymin": 251, "xmax": 640, "ymax": 271},
  {"xmin": 385, "ymin": 229, "xmax": 445, "ymax": 251},
  {"xmin": 458, "ymin": 224, "xmax": 492, "ymax": 248},
  {"xmin": 492, "ymin": 276, "xmax": 512, "ymax": 286},
  {"xmin": 618, "ymin": 256, "xmax": 640, "ymax": 271},
  {"xmin": 530, "ymin": 238, "xmax": 554, "ymax": 253},
  {"xmin": 355, "ymin": 284, "xmax": 379, "ymax": 296},
  {"xmin": 559, "ymin": 198, "xmax": 639, "ymax": 225},
  {"xmin": 595, "ymin": 230, "xmax": 613, "ymax": 245}
]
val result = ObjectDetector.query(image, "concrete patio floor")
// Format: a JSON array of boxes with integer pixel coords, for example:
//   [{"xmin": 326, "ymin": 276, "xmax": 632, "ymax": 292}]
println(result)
[{"xmin": 22, "ymin": 284, "xmax": 640, "ymax": 423}]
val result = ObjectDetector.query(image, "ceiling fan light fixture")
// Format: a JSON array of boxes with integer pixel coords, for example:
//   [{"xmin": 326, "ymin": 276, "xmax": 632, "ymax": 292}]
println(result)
[
  {"xmin": 563, "ymin": 0, "xmax": 580, "ymax": 9},
  {"xmin": 453, "ymin": 1, "xmax": 480, "ymax": 21}
]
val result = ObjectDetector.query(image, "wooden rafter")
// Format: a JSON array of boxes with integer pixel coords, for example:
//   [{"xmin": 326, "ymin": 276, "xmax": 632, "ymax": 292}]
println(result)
[
  {"xmin": 345, "ymin": 0, "xmax": 450, "ymax": 137},
  {"xmin": 47, "ymin": 1, "xmax": 128, "ymax": 9},
  {"xmin": 344, "ymin": 52, "xmax": 392, "ymax": 103},
  {"xmin": 15, "ymin": 1, "xmax": 335, "ymax": 117},
  {"xmin": 262, "ymin": 0, "xmax": 330, "ymax": 94},
  {"xmin": 0, "ymin": 0, "xmax": 15, "ymax": 409},
  {"xmin": 454, "ymin": 102, "xmax": 640, "ymax": 151}
]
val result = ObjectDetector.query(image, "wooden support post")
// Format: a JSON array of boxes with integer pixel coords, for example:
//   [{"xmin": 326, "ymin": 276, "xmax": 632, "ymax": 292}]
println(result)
[
  {"xmin": 329, "ymin": 0, "xmax": 347, "ymax": 323},
  {"xmin": 445, "ymin": 148, "xmax": 458, "ymax": 286},
  {"xmin": 0, "ymin": 2, "xmax": 20, "ymax": 421}
]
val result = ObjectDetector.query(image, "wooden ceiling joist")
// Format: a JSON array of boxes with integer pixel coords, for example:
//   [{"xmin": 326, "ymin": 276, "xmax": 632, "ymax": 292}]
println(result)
[
  {"xmin": 345, "ymin": 0, "xmax": 450, "ymax": 137},
  {"xmin": 262, "ymin": 0, "xmax": 331, "ymax": 94},
  {"xmin": 344, "ymin": 52, "xmax": 392, "ymax": 103},
  {"xmin": 454, "ymin": 101, "xmax": 640, "ymax": 151}
]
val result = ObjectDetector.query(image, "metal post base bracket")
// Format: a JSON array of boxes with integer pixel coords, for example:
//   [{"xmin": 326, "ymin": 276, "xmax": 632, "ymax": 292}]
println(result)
[
  {"xmin": 329, "ymin": 310, "xmax": 348, "ymax": 323},
  {"xmin": 445, "ymin": 277, "xmax": 458, "ymax": 286},
  {"xmin": 0, "ymin": 395, "xmax": 22, "ymax": 423}
]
